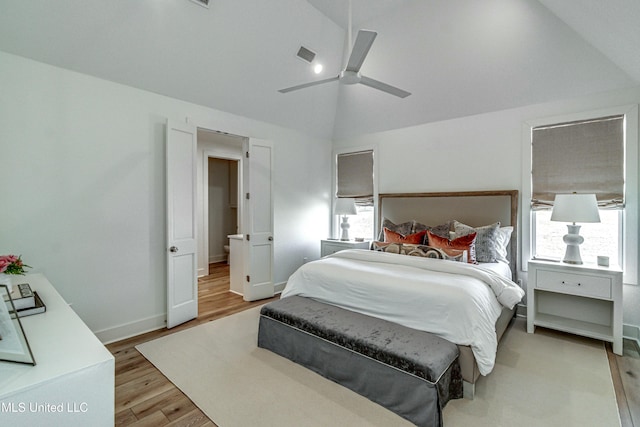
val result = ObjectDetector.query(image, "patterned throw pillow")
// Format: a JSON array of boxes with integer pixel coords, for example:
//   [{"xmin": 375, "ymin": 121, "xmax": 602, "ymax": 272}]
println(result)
[
  {"xmin": 372, "ymin": 242, "xmax": 466, "ymax": 262},
  {"xmin": 407, "ymin": 245, "xmax": 466, "ymax": 262},
  {"xmin": 377, "ymin": 218, "xmax": 414, "ymax": 241},
  {"xmin": 372, "ymin": 241, "xmax": 420, "ymax": 255},
  {"xmin": 383, "ymin": 227, "xmax": 427, "ymax": 244},
  {"xmin": 452, "ymin": 221, "xmax": 500, "ymax": 263},
  {"xmin": 427, "ymin": 230, "xmax": 477, "ymax": 264}
]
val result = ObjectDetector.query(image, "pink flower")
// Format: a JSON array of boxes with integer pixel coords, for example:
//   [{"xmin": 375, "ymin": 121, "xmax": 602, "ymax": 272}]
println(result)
[{"xmin": 0, "ymin": 255, "xmax": 30, "ymax": 275}]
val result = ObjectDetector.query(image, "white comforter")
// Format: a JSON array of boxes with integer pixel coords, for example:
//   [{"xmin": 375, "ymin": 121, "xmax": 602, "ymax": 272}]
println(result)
[{"xmin": 281, "ymin": 249, "xmax": 525, "ymax": 375}]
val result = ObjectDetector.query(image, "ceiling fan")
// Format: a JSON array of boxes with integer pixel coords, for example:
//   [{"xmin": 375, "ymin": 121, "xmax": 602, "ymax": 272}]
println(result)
[{"xmin": 278, "ymin": 2, "xmax": 411, "ymax": 98}]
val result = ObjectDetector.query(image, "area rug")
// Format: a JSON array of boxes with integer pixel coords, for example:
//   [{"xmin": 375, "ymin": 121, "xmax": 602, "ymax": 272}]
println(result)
[{"xmin": 136, "ymin": 306, "xmax": 621, "ymax": 427}]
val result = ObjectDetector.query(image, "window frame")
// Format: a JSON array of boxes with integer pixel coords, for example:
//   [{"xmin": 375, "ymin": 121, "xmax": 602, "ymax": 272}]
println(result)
[
  {"xmin": 521, "ymin": 104, "xmax": 638, "ymax": 285},
  {"xmin": 332, "ymin": 144, "xmax": 379, "ymax": 240}
]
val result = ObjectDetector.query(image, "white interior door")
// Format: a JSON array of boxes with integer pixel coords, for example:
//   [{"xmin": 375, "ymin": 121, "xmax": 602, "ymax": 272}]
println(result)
[
  {"xmin": 166, "ymin": 120, "xmax": 198, "ymax": 328},
  {"xmin": 242, "ymin": 138, "xmax": 274, "ymax": 301}
]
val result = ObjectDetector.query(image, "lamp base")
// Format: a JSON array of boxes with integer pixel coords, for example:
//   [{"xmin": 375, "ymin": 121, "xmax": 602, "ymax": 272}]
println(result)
[
  {"xmin": 562, "ymin": 224, "xmax": 584, "ymax": 265},
  {"xmin": 340, "ymin": 216, "xmax": 350, "ymax": 241}
]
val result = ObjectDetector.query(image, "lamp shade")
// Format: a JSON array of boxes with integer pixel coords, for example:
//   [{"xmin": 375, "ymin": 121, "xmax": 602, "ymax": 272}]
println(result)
[
  {"xmin": 550, "ymin": 193, "xmax": 601, "ymax": 223},
  {"xmin": 334, "ymin": 198, "xmax": 357, "ymax": 216}
]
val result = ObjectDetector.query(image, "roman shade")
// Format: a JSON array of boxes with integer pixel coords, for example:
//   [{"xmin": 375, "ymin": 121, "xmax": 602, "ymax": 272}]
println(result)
[
  {"xmin": 531, "ymin": 115, "xmax": 624, "ymax": 209},
  {"xmin": 336, "ymin": 150, "xmax": 374, "ymax": 206}
]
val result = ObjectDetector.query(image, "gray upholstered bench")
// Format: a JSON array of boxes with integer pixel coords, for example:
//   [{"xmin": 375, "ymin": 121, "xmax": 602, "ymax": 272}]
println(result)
[{"xmin": 257, "ymin": 296, "xmax": 462, "ymax": 427}]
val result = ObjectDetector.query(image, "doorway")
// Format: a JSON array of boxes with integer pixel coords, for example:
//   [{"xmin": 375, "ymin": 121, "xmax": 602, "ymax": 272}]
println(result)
[
  {"xmin": 207, "ymin": 157, "xmax": 239, "ymax": 264},
  {"xmin": 196, "ymin": 129, "xmax": 243, "ymax": 314},
  {"xmin": 167, "ymin": 123, "xmax": 274, "ymax": 327}
]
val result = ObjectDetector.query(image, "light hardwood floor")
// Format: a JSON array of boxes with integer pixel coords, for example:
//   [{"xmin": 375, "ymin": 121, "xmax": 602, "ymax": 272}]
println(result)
[
  {"xmin": 108, "ymin": 262, "xmax": 277, "ymax": 426},
  {"xmin": 108, "ymin": 262, "xmax": 638, "ymax": 426},
  {"xmin": 608, "ymin": 338, "xmax": 640, "ymax": 427}
]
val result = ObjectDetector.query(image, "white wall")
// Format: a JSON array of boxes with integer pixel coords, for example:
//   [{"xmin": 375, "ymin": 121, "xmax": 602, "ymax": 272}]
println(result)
[
  {"xmin": 334, "ymin": 85, "xmax": 640, "ymax": 330},
  {"xmin": 0, "ymin": 51, "xmax": 332, "ymax": 342}
]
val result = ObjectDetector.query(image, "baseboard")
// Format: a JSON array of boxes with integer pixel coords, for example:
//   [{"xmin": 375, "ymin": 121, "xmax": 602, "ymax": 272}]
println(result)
[
  {"xmin": 97, "ymin": 281, "xmax": 285, "ymax": 344},
  {"xmin": 624, "ymin": 324, "xmax": 640, "ymax": 349},
  {"xmin": 95, "ymin": 314, "xmax": 166, "ymax": 344},
  {"xmin": 209, "ymin": 254, "xmax": 227, "ymax": 264},
  {"xmin": 274, "ymin": 281, "xmax": 286, "ymax": 294}
]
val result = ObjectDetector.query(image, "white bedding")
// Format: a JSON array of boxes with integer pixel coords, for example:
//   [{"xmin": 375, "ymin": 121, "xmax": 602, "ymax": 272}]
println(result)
[
  {"xmin": 477, "ymin": 260, "xmax": 513, "ymax": 281},
  {"xmin": 281, "ymin": 249, "xmax": 525, "ymax": 375}
]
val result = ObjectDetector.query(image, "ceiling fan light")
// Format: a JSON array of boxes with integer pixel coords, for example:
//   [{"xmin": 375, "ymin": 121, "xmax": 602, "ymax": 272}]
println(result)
[{"xmin": 339, "ymin": 70, "xmax": 361, "ymax": 85}]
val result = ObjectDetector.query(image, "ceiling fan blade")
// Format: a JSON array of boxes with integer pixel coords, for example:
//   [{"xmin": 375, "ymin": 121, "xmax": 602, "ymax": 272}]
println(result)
[
  {"xmin": 345, "ymin": 30, "xmax": 377, "ymax": 73},
  {"xmin": 278, "ymin": 76, "xmax": 340, "ymax": 93},
  {"xmin": 360, "ymin": 75, "xmax": 411, "ymax": 98}
]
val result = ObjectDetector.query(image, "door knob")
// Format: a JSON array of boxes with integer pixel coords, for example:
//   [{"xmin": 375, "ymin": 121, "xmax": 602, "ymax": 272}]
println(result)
[
  {"xmin": 268, "ymin": 236, "xmax": 273, "ymax": 241},
  {"xmin": 169, "ymin": 246, "xmax": 178, "ymax": 253}
]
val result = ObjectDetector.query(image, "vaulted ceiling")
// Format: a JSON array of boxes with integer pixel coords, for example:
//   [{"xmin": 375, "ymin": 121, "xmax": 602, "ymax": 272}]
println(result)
[{"xmin": 0, "ymin": 0, "xmax": 638, "ymax": 140}]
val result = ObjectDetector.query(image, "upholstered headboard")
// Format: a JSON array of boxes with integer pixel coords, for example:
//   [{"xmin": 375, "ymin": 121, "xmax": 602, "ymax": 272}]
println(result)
[{"xmin": 377, "ymin": 190, "xmax": 519, "ymax": 277}]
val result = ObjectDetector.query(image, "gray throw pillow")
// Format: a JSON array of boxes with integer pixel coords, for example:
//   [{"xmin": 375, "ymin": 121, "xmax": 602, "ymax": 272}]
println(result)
[
  {"xmin": 377, "ymin": 218, "xmax": 414, "ymax": 241},
  {"xmin": 453, "ymin": 220, "xmax": 500, "ymax": 263},
  {"xmin": 413, "ymin": 221, "xmax": 452, "ymax": 239}
]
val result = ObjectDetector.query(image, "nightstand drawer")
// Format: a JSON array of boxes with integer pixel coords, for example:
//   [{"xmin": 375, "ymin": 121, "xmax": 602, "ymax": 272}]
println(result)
[
  {"xmin": 536, "ymin": 269, "xmax": 612, "ymax": 299},
  {"xmin": 320, "ymin": 239, "xmax": 371, "ymax": 257},
  {"xmin": 322, "ymin": 243, "xmax": 348, "ymax": 256}
]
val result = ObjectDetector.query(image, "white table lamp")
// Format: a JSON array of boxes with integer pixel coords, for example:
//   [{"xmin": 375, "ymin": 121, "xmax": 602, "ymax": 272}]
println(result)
[
  {"xmin": 550, "ymin": 193, "xmax": 600, "ymax": 265},
  {"xmin": 334, "ymin": 198, "xmax": 357, "ymax": 241}
]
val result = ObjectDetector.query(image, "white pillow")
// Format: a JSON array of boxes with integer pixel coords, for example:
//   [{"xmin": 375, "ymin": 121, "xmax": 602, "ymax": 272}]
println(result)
[{"xmin": 495, "ymin": 226, "xmax": 513, "ymax": 264}]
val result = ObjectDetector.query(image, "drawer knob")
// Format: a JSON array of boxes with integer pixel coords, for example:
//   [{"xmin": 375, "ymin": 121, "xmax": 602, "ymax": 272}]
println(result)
[{"xmin": 561, "ymin": 280, "xmax": 581, "ymax": 286}]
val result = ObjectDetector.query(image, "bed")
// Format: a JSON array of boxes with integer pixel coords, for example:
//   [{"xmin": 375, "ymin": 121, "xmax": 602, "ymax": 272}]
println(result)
[{"xmin": 281, "ymin": 190, "xmax": 523, "ymax": 398}]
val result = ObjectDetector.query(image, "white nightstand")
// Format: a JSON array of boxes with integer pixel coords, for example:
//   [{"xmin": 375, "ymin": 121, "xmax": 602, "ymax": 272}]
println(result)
[
  {"xmin": 527, "ymin": 259, "xmax": 623, "ymax": 355},
  {"xmin": 321, "ymin": 239, "xmax": 371, "ymax": 257}
]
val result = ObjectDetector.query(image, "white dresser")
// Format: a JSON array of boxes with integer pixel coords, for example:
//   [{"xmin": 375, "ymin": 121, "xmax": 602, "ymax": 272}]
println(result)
[
  {"xmin": 527, "ymin": 260, "xmax": 623, "ymax": 355},
  {"xmin": 0, "ymin": 274, "xmax": 114, "ymax": 426}
]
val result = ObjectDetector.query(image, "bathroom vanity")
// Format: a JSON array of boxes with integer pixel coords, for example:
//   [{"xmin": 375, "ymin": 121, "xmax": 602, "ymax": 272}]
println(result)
[{"xmin": 228, "ymin": 234, "xmax": 244, "ymax": 295}]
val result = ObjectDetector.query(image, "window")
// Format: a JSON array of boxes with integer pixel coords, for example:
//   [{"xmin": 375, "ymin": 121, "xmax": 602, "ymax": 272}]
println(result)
[
  {"xmin": 534, "ymin": 209, "xmax": 621, "ymax": 266},
  {"xmin": 348, "ymin": 204, "xmax": 374, "ymax": 240},
  {"xmin": 335, "ymin": 149, "xmax": 376, "ymax": 240},
  {"xmin": 530, "ymin": 115, "xmax": 624, "ymax": 266}
]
